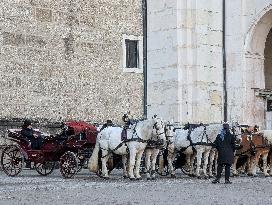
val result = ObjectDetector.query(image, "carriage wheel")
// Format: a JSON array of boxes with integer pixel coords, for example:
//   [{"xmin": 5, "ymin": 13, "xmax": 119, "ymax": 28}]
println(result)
[
  {"xmin": 1, "ymin": 145, "xmax": 24, "ymax": 177},
  {"xmin": 35, "ymin": 161, "xmax": 55, "ymax": 176},
  {"xmin": 60, "ymin": 151, "xmax": 78, "ymax": 178},
  {"xmin": 155, "ymin": 159, "xmax": 168, "ymax": 176},
  {"xmin": 181, "ymin": 166, "xmax": 191, "ymax": 176}
]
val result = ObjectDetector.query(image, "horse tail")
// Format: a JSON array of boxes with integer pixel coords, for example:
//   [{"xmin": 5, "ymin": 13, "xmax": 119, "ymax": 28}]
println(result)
[{"xmin": 88, "ymin": 138, "xmax": 100, "ymax": 172}]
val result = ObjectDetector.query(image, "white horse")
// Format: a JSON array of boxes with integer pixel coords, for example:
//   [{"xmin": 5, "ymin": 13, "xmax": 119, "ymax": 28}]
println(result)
[
  {"xmin": 88, "ymin": 117, "xmax": 166, "ymax": 180},
  {"xmin": 162, "ymin": 123, "xmax": 242, "ymax": 178},
  {"xmin": 164, "ymin": 125, "xmax": 206, "ymax": 177},
  {"xmin": 194, "ymin": 124, "xmax": 223, "ymax": 178},
  {"xmin": 144, "ymin": 122, "xmax": 167, "ymax": 180}
]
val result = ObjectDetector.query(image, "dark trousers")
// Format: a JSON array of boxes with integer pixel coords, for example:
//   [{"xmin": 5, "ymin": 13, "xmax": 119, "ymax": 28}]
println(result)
[{"xmin": 216, "ymin": 163, "xmax": 231, "ymax": 181}]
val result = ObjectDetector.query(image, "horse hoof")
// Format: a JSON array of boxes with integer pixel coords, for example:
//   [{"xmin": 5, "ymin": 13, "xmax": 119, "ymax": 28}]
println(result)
[
  {"xmin": 171, "ymin": 174, "xmax": 176, "ymax": 178},
  {"xmin": 101, "ymin": 176, "xmax": 109, "ymax": 179},
  {"xmin": 123, "ymin": 175, "xmax": 128, "ymax": 179},
  {"xmin": 197, "ymin": 176, "xmax": 201, "ymax": 179},
  {"xmin": 208, "ymin": 175, "xmax": 214, "ymax": 179},
  {"xmin": 147, "ymin": 177, "xmax": 151, "ymax": 180},
  {"xmin": 151, "ymin": 177, "xmax": 156, "ymax": 180},
  {"xmin": 129, "ymin": 178, "xmax": 136, "ymax": 181},
  {"xmin": 136, "ymin": 177, "xmax": 142, "ymax": 181},
  {"xmin": 203, "ymin": 176, "xmax": 209, "ymax": 180},
  {"xmin": 265, "ymin": 175, "xmax": 270, "ymax": 178}
]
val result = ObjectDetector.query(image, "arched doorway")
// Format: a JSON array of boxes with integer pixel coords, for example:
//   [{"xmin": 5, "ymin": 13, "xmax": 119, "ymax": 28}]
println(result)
[
  {"xmin": 264, "ymin": 28, "xmax": 272, "ymax": 128},
  {"xmin": 245, "ymin": 6, "xmax": 272, "ymax": 128}
]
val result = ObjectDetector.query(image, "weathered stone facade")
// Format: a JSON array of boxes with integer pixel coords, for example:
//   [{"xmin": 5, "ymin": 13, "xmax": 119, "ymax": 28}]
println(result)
[
  {"xmin": 147, "ymin": 0, "xmax": 272, "ymax": 128},
  {"xmin": 147, "ymin": 0, "xmax": 223, "ymax": 124},
  {"xmin": 0, "ymin": 0, "xmax": 144, "ymax": 126}
]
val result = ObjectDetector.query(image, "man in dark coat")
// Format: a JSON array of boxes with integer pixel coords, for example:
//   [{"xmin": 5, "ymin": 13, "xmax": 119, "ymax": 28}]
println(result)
[
  {"xmin": 212, "ymin": 123, "xmax": 236, "ymax": 184},
  {"xmin": 121, "ymin": 113, "xmax": 133, "ymax": 141},
  {"xmin": 100, "ymin": 119, "xmax": 113, "ymax": 132},
  {"xmin": 21, "ymin": 119, "xmax": 43, "ymax": 150}
]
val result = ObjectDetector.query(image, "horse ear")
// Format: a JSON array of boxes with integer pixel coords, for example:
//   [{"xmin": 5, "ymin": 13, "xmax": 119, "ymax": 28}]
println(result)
[{"xmin": 152, "ymin": 115, "xmax": 157, "ymax": 119}]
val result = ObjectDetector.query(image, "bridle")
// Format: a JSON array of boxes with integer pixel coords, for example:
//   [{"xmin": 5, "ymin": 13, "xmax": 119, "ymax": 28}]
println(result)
[
  {"xmin": 153, "ymin": 121, "xmax": 165, "ymax": 137},
  {"xmin": 164, "ymin": 124, "xmax": 174, "ymax": 144}
]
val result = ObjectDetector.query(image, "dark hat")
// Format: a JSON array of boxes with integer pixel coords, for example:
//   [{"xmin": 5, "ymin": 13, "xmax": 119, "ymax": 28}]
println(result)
[
  {"xmin": 122, "ymin": 114, "xmax": 128, "ymax": 121},
  {"xmin": 223, "ymin": 123, "xmax": 229, "ymax": 130},
  {"xmin": 106, "ymin": 120, "xmax": 113, "ymax": 125},
  {"xmin": 23, "ymin": 119, "xmax": 32, "ymax": 127}
]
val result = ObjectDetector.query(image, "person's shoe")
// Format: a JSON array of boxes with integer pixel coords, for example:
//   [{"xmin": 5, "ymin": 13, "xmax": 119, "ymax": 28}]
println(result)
[
  {"xmin": 225, "ymin": 180, "xmax": 232, "ymax": 184},
  {"xmin": 212, "ymin": 179, "xmax": 220, "ymax": 184}
]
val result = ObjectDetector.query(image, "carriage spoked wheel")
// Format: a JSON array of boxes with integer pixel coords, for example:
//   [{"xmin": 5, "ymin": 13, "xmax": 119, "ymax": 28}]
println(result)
[
  {"xmin": 60, "ymin": 151, "xmax": 78, "ymax": 178},
  {"xmin": 1, "ymin": 145, "xmax": 24, "ymax": 177},
  {"xmin": 35, "ymin": 161, "xmax": 56, "ymax": 176},
  {"xmin": 180, "ymin": 166, "xmax": 191, "ymax": 176}
]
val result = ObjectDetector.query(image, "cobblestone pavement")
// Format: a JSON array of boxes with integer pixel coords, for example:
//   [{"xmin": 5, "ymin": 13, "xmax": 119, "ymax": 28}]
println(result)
[{"xmin": 0, "ymin": 169, "xmax": 272, "ymax": 205}]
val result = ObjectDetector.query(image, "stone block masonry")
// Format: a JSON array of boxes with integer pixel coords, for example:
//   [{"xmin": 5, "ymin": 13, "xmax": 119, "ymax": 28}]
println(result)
[{"xmin": 0, "ymin": 0, "xmax": 144, "ymax": 128}]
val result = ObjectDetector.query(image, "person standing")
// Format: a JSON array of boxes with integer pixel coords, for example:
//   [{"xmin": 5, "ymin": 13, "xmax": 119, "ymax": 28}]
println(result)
[
  {"xmin": 212, "ymin": 123, "xmax": 236, "ymax": 184},
  {"xmin": 121, "ymin": 113, "xmax": 133, "ymax": 141}
]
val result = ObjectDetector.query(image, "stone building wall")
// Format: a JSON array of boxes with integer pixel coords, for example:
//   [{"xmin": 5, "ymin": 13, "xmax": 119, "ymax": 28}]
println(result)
[
  {"xmin": 0, "ymin": 0, "xmax": 144, "ymax": 128},
  {"xmin": 225, "ymin": 0, "xmax": 272, "ymax": 128},
  {"xmin": 147, "ymin": 0, "xmax": 223, "ymax": 124},
  {"xmin": 147, "ymin": 0, "xmax": 272, "ymax": 127}
]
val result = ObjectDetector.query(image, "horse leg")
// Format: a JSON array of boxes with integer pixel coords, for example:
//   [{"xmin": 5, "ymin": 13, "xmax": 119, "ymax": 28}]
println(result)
[
  {"xmin": 134, "ymin": 149, "xmax": 145, "ymax": 179},
  {"xmin": 253, "ymin": 152, "xmax": 261, "ymax": 176},
  {"xmin": 269, "ymin": 152, "xmax": 272, "ymax": 176},
  {"xmin": 202, "ymin": 149, "xmax": 210, "ymax": 179},
  {"xmin": 248, "ymin": 153, "xmax": 259, "ymax": 176},
  {"xmin": 208, "ymin": 149, "xmax": 215, "ymax": 177},
  {"xmin": 262, "ymin": 152, "xmax": 269, "ymax": 177},
  {"xmin": 247, "ymin": 156, "xmax": 254, "ymax": 176},
  {"xmin": 128, "ymin": 148, "xmax": 137, "ymax": 180},
  {"xmin": 122, "ymin": 155, "xmax": 128, "ymax": 178},
  {"xmin": 214, "ymin": 152, "xmax": 218, "ymax": 176},
  {"xmin": 189, "ymin": 152, "xmax": 196, "ymax": 176},
  {"xmin": 244, "ymin": 155, "xmax": 250, "ymax": 174},
  {"xmin": 167, "ymin": 148, "xmax": 176, "ymax": 177},
  {"xmin": 101, "ymin": 149, "xmax": 109, "ymax": 178},
  {"xmin": 150, "ymin": 149, "xmax": 160, "ymax": 179},
  {"xmin": 232, "ymin": 155, "xmax": 239, "ymax": 176},
  {"xmin": 157, "ymin": 151, "xmax": 164, "ymax": 175},
  {"xmin": 195, "ymin": 150, "xmax": 203, "ymax": 178},
  {"xmin": 145, "ymin": 149, "xmax": 152, "ymax": 180}
]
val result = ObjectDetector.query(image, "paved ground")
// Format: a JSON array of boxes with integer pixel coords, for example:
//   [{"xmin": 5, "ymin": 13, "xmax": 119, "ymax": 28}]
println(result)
[{"xmin": 0, "ymin": 169, "xmax": 272, "ymax": 205}]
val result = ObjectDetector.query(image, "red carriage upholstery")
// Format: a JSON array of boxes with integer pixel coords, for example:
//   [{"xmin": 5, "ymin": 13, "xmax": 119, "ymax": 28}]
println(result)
[{"xmin": 64, "ymin": 121, "xmax": 98, "ymax": 144}]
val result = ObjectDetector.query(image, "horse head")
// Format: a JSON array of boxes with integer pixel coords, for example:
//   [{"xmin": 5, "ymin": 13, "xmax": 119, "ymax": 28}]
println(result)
[
  {"xmin": 164, "ymin": 122, "xmax": 175, "ymax": 144},
  {"xmin": 151, "ymin": 116, "xmax": 167, "ymax": 148},
  {"xmin": 230, "ymin": 122, "xmax": 242, "ymax": 146}
]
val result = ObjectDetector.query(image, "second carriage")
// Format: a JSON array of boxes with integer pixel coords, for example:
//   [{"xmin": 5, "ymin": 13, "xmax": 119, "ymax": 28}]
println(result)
[{"xmin": 0, "ymin": 121, "xmax": 98, "ymax": 178}]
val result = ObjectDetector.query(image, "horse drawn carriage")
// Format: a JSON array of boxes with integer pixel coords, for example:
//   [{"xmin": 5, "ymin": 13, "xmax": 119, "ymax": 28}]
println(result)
[{"xmin": 0, "ymin": 121, "xmax": 98, "ymax": 178}]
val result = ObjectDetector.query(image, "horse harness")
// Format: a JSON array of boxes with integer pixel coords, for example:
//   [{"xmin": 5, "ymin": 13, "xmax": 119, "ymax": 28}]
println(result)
[
  {"xmin": 235, "ymin": 134, "xmax": 270, "ymax": 157},
  {"xmin": 185, "ymin": 125, "xmax": 214, "ymax": 152},
  {"xmin": 101, "ymin": 121, "xmax": 164, "ymax": 158}
]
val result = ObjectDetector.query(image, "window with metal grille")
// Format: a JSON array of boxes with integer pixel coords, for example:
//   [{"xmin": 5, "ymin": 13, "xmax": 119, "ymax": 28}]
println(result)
[{"xmin": 125, "ymin": 39, "xmax": 139, "ymax": 68}]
